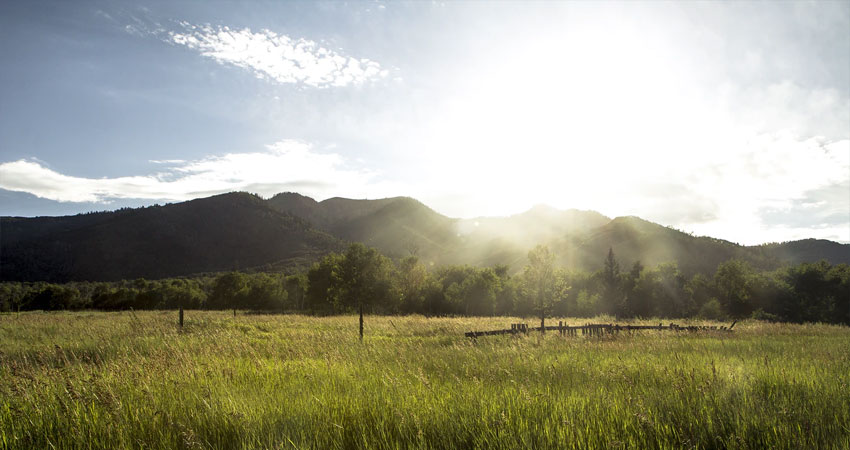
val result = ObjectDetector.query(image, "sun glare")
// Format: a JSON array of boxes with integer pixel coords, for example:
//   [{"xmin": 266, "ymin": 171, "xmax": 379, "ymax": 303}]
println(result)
[{"xmin": 422, "ymin": 14, "xmax": 712, "ymax": 218}]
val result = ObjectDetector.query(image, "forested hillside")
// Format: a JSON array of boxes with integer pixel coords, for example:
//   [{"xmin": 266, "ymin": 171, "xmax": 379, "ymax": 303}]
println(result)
[
  {"xmin": 1, "ymin": 192, "xmax": 343, "ymax": 281},
  {"xmin": 2, "ymin": 191, "xmax": 848, "ymax": 282}
]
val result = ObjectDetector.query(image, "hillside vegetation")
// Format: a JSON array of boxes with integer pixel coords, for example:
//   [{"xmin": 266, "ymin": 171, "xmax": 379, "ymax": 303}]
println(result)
[
  {"xmin": 1, "ymin": 193, "xmax": 343, "ymax": 281},
  {"xmin": 2, "ymin": 191, "xmax": 848, "ymax": 282}
]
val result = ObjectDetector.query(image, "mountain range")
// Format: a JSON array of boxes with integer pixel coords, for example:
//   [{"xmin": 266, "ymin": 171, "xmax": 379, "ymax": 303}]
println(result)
[{"xmin": 2, "ymin": 191, "xmax": 848, "ymax": 282}]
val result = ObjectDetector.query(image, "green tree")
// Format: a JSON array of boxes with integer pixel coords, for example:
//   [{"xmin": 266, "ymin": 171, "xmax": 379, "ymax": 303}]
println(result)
[
  {"xmin": 747, "ymin": 270, "xmax": 792, "ymax": 321},
  {"xmin": 161, "ymin": 279, "xmax": 206, "ymax": 309},
  {"xmin": 601, "ymin": 248, "xmax": 624, "ymax": 315},
  {"xmin": 208, "ymin": 272, "xmax": 248, "ymax": 310},
  {"xmin": 698, "ymin": 298, "xmax": 725, "ymax": 320},
  {"xmin": 714, "ymin": 260, "xmax": 753, "ymax": 319},
  {"xmin": 493, "ymin": 265, "xmax": 516, "ymax": 316},
  {"xmin": 684, "ymin": 273, "xmax": 715, "ymax": 312},
  {"xmin": 827, "ymin": 264, "xmax": 850, "ymax": 324},
  {"xmin": 339, "ymin": 243, "xmax": 398, "ymax": 339},
  {"xmin": 574, "ymin": 289, "xmax": 600, "ymax": 317},
  {"xmin": 629, "ymin": 267, "xmax": 657, "ymax": 318},
  {"xmin": 397, "ymin": 256, "xmax": 428, "ymax": 314},
  {"xmin": 520, "ymin": 245, "xmax": 562, "ymax": 333},
  {"xmin": 21, "ymin": 284, "xmax": 82, "ymax": 311},
  {"xmin": 454, "ymin": 268, "xmax": 500, "ymax": 316},
  {"xmin": 659, "ymin": 263, "xmax": 694, "ymax": 317},
  {"xmin": 285, "ymin": 274, "xmax": 308, "ymax": 311},
  {"xmin": 784, "ymin": 261, "xmax": 849, "ymax": 323},
  {"xmin": 244, "ymin": 273, "xmax": 287, "ymax": 311},
  {"xmin": 435, "ymin": 265, "xmax": 478, "ymax": 315},
  {"xmin": 621, "ymin": 261, "xmax": 645, "ymax": 317},
  {"xmin": 306, "ymin": 253, "xmax": 345, "ymax": 312}
]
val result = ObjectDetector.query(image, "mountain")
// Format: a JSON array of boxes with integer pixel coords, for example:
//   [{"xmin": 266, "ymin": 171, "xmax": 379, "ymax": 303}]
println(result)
[
  {"xmin": 552, "ymin": 216, "xmax": 781, "ymax": 275},
  {"xmin": 2, "ymin": 191, "xmax": 848, "ymax": 282},
  {"xmin": 268, "ymin": 193, "xmax": 459, "ymax": 261},
  {"xmin": 268, "ymin": 194, "xmax": 612, "ymax": 267},
  {"xmin": 1, "ymin": 192, "xmax": 343, "ymax": 281},
  {"xmin": 458, "ymin": 205, "xmax": 610, "ymax": 251},
  {"xmin": 755, "ymin": 239, "xmax": 850, "ymax": 266}
]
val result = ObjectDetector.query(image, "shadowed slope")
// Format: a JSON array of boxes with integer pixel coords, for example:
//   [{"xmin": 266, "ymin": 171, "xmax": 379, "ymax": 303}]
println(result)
[
  {"xmin": 556, "ymin": 216, "xmax": 784, "ymax": 275},
  {"xmin": 757, "ymin": 239, "xmax": 850, "ymax": 266},
  {"xmin": 1, "ymin": 193, "xmax": 343, "ymax": 281}
]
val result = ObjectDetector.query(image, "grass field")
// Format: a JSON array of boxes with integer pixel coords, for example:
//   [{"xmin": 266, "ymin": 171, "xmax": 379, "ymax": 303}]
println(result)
[{"xmin": 1, "ymin": 311, "xmax": 848, "ymax": 449}]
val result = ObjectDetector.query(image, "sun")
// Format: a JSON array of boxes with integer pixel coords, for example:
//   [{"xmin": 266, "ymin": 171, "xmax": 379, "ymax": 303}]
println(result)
[{"xmin": 419, "ymin": 15, "xmax": 708, "ymax": 218}]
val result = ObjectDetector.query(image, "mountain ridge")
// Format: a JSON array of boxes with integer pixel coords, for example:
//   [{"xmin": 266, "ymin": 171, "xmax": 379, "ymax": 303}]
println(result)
[
  {"xmin": 1, "ymin": 192, "xmax": 344, "ymax": 281},
  {"xmin": 2, "ymin": 191, "xmax": 848, "ymax": 281}
]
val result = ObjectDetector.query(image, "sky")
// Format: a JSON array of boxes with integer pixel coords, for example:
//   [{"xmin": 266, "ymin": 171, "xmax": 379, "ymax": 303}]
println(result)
[{"xmin": 0, "ymin": 1, "xmax": 848, "ymax": 245}]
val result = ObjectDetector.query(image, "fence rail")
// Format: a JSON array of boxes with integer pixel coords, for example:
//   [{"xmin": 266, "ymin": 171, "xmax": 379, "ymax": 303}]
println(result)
[{"xmin": 465, "ymin": 321, "xmax": 736, "ymax": 338}]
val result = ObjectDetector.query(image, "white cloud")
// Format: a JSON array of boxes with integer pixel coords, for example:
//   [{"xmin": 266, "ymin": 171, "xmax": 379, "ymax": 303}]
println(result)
[
  {"xmin": 718, "ymin": 81, "xmax": 850, "ymax": 141},
  {"xmin": 168, "ymin": 22, "xmax": 388, "ymax": 87},
  {"xmin": 661, "ymin": 135, "xmax": 850, "ymax": 244},
  {"xmin": 0, "ymin": 140, "xmax": 397, "ymax": 203}
]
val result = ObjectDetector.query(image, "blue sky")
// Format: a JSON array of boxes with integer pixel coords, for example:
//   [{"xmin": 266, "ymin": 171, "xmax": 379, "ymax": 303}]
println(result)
[{"xmin": 0, "ymin": 1, "xmax": 848, "ymax": 245}]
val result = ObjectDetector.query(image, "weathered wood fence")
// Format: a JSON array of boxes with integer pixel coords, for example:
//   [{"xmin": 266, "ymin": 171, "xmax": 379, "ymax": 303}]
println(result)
[{"xmin": 465, "ymin": 321, "xmax": 736, "ymax": 338}]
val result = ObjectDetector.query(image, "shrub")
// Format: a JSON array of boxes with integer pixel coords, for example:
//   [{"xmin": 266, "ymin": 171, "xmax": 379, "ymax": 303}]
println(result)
[{"xmin": 698, "ymin": 298, "xmax": 725, "ymax": 320}]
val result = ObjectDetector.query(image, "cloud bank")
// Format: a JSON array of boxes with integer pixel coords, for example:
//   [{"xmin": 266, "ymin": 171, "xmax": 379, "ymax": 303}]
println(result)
[
  {"xmin": 168, "ymin": 22, "xmax": 388, "ymax": 87},
  {"xmin": 0, "ymin": 141, "xmax": 395, "ymax": 204}
]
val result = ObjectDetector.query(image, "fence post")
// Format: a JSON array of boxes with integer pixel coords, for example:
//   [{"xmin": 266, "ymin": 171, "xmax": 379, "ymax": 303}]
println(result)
[
  {"xmin": 359, "ymin": 303, "xmax": 364, "ymax": 341},
  {"xmin": 179, "ymin": 307, "xmax": 184, "ymax": 328}
]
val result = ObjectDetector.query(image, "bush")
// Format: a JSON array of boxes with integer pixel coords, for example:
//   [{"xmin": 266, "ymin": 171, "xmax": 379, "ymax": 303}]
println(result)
[
  {"xmin": 751, "ymin": 308, "xmax": 780, "ymax": 322},
  {"xmin": 698, "ymin": 298, "xmax": 725, "ymax": 320}
]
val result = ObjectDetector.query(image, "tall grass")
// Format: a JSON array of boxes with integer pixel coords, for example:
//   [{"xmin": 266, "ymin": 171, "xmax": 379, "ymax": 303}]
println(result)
[{"xmin": 1, "ymin": 312, "xmax": 848, "ymax": 449}]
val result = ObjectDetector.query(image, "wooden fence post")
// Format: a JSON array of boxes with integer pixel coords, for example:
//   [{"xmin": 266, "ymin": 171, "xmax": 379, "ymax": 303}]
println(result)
[
  {"xmin": 179, "ymin": 307, "xmax": 184, "ymax": 328},
  {"xmin": 359, "ymin": 303, "xmax": 364, "ymax": 341}
]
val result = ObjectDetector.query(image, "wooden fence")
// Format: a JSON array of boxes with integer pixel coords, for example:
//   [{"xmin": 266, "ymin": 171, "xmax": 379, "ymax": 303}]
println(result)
[{"xmin": 465, "ymin": 321, "xmax": 736, "ymax": 338}]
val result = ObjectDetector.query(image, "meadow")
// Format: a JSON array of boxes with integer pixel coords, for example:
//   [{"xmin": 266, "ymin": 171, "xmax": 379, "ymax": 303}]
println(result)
[{"xmin": 1, "ymin": 311, "xmax": 848, "ymax": 449}]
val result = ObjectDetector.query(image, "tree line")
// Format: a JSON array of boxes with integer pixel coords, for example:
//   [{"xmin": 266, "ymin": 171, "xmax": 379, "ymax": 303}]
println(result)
[{"xmin": 1, "ymin": 243, "xmax": 847, "ymax": 324}]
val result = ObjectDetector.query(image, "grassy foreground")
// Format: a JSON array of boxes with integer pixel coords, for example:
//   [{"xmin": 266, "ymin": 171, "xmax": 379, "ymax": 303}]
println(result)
[{"xmin": 1, "ymin": 312, "xmax": 848, "ymax": 449}]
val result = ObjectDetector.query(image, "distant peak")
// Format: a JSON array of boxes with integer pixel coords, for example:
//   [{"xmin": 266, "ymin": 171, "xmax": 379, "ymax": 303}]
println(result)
[
  {"xmin": 611, "ymin": 215, "xmax": 650, "ymax": 223},
  {"xmin": 528, "ymin": 203, "xmax": 558, "ymax": 212},
  {"xmin": 271, "ymin": 192, "xmax": 315, "ymax": 200},
  {"xmin": 198, "ymin": 191, "xmax": 263, "ymax": 202}
]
